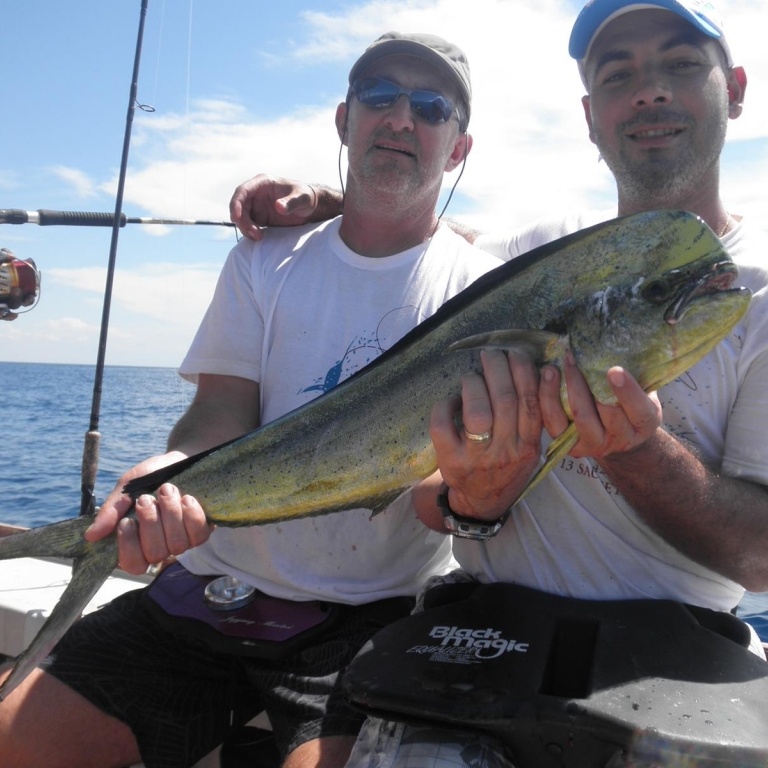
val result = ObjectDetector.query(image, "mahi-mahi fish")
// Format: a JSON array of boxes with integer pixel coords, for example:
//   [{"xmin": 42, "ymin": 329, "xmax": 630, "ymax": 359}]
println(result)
[{"xmin": 0, "ymin": 210, "xmax": 751, "ymax": 700}]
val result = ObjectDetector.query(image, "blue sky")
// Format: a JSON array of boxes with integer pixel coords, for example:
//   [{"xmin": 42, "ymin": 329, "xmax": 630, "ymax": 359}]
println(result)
[{"xmin": 3, "ymin": 0, "xmax": 767, "ymax": 367}]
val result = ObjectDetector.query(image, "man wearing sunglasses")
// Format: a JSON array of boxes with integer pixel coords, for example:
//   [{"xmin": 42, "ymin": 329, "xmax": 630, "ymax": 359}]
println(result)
[{"xmin": 0, "ymin": 32, "xmax": 505, "ymax": 768}]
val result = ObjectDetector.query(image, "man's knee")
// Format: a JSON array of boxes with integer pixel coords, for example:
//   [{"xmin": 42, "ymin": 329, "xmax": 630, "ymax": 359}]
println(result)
[
  {"xmin": 0, "ymin": 667, "xmax": 141, "ymax": 768},
  {"xmin": 283, "ymin": 734, "xmax": 356, "ymax": 768}
]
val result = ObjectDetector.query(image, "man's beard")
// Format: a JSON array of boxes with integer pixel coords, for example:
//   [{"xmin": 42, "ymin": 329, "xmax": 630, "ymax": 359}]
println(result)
[{"xmin": 594, "ymin": 109, "xmax": 728, "ymax": 209}]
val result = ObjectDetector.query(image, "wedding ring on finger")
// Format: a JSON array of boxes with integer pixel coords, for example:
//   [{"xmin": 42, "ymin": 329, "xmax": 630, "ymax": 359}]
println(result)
[{"xmin": 464, "ymin": 428, "xmax": 492, "ymax": 443}]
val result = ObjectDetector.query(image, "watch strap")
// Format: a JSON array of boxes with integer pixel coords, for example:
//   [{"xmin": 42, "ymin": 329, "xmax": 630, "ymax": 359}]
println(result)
[{"xmin": 436, "ymin": 485, "xmax": 510, "ymax": 541}]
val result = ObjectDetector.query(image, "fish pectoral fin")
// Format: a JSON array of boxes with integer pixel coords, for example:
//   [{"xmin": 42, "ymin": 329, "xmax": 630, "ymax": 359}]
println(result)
[
  {"xmin": 510, "ymin": 424, "xmax": 580, "ymax": 508},
  {"xmin": 0, "ymin": 534, "xmax": 118, "ymax": 701},
  {"xmin": 542, "ymin": 424, "xmax": 581, "ymax": 473},
  {"xmin": 449, "ymin": 330, "xmax": 562, "ymax": 363}
]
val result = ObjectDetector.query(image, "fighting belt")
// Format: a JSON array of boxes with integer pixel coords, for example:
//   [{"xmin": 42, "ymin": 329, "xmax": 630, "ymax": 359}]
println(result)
[
  {"xmin": 144, "ymin": 562, "xmax": 341, "ymax": 659},
  {"xmin": 342, "ymin": 582, "xmax": 768, "ymax": 767}
]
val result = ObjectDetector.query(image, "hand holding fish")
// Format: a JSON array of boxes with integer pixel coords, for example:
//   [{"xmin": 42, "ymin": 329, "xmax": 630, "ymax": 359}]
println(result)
[
  {"xmin": 540, "ymin": 353, "xmax": 663, "ymax": 460},
  {"xmin": 430, "ymin": 350, "xmax": 544, "ymax": 520},
  {"xmin": 86, "ymin": 453, "xmax": 213, "ymax": 575},
  {"xmin": 86, "ymin": 373, "xmax": 259, "ymax": 573}
]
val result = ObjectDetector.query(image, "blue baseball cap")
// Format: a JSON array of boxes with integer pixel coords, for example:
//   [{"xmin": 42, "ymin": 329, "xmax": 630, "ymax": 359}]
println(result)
[{"xmin": 569, "ymin": 0, "xmax": 733, "ymax": 84}]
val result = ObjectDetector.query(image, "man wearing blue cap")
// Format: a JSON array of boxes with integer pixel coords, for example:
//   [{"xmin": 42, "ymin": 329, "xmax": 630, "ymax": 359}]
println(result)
[
  {"xmin": 571, "ymin": 0, "xmax": 734, "ymax": 65},
  {"xmin": 227, "ymin": 1, "xmax": 768, "ymax": 765}
]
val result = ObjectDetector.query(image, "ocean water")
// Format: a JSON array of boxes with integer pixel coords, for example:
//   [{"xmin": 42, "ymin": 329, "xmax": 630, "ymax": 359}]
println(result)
[
  {"xmin": 0, "ymin": 361, "xmax": 195, "ymax": 527},
  {"xmin": 1, "ymin": 361, "xmax": 766, "ymax": 641}
]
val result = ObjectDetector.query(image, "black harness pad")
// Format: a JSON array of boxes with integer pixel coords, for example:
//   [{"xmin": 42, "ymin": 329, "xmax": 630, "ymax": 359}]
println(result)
[{"xmin": 342, "ymin": 583, "xmax": 768, "ymax": 767}]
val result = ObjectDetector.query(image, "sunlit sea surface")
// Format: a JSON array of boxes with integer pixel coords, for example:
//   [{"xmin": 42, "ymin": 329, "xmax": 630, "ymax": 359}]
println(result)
[
  {"xmin": 1, "ymin": 361, "xmax": 766, "ymax": 640},
  {"xmin": 0, "ymin": 361, "xmax": 195, "ymax": 526}
]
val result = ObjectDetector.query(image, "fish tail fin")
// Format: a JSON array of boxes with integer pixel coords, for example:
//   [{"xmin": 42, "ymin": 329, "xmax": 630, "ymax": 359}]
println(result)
[
  {"xmin": 0, "ymin": 515, "xmax": 96, "ymax": 561},
  {"xmin": 513, "ymin": 424, "xmax": 580, "ymax": 507},
  {"xmin": 0, "ymin": 534, "xmax": 118, "ymax": 701}
]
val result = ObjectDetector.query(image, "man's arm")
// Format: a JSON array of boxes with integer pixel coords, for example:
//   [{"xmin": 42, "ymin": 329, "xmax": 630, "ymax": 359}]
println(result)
[
  {"xmin": 541, "ymin": 358, "xmax": 768, "ymax": 591},
  {"xmin": 87, "ymin": 373, "xmax": 261, "ymax": 574},
  {"xmin": 601, "ymin": 428, "xmax": 768, "ymax": 591},
  {"xmin": 229, "ymin": 174, "xmax": 343, "ymax": 241},
  {"xmin": 228, "ymin": 174, "xmax": 487, "ymax": 246},
  {"xmin": 165, "ymin": 373, "xmax": 261, "ymax": 454}
]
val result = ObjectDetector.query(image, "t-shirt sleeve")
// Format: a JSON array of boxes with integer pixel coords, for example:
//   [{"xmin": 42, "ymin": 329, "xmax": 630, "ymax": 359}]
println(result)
[{"xmin": 179, "ymin": 239, "xmax": 264, "ymax": 384}]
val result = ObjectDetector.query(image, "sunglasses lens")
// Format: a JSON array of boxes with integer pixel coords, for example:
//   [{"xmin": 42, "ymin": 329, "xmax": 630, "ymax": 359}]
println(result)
[
  {"xmin": 353, "ymin": 78, "xmax": 455, "ymax": 124},
  {"xmin": 411, "ymin": 93, "xmax": 453, "ymax": 124},
  {"xmin": 354, "ymin": 78, "xmax": 399, "ymax": 108}
]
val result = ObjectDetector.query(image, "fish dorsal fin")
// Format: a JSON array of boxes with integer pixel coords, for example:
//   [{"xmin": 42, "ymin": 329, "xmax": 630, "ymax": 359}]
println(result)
[{"xmin": 122, "ymin": 438, "xmax": 241, "ymax": 498}]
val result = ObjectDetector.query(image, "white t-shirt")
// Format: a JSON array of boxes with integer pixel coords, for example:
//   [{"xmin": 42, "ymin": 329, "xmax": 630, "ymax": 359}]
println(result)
[
  {"xmin": 466, "ymin": 213, "xmax": 768, "ymax": 612},
  {"xmin": 178, "ymin": 217, "xmax": 502, "ymax": 603}
]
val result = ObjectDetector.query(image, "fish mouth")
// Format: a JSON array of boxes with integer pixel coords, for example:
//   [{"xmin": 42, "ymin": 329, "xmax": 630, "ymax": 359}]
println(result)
[{"xmin": 664, "ymin": 261, "xmax": 740, "ymax": 324}]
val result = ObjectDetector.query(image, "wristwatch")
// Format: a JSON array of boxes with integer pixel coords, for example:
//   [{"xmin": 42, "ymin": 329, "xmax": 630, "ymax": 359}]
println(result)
[{"xmin": 436, "ymin": 485, "xmax": 510, "ymax": 542}]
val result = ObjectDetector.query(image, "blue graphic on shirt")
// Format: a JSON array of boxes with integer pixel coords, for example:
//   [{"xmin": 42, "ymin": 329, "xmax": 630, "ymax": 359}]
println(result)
[{"xmin": 300, "ymin": 305, "xmax": 421, "ymax": 395}]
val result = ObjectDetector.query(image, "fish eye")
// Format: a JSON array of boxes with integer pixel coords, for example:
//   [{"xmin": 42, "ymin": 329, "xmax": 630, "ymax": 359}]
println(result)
[{"xmin": 642, "ymin": 279, "xmax": 671, "ymax": 304}]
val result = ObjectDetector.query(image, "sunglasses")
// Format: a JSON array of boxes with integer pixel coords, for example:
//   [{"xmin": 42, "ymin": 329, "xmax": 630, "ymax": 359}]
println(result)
[{"xmin": 351, "ymin": 77, "xmax": 457, "ymax": 125}]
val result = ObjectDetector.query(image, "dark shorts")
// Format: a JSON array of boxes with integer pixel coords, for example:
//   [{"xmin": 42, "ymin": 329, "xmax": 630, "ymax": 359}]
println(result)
[{"xmin": 42, "ymin": 585, "xmax": 413, "ymax": 768}]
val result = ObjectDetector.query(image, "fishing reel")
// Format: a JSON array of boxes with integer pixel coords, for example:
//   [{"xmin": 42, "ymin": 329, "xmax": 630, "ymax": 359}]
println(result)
[{"xmin": 0, "ymin": 248, "xmax": 41, "ymax": 319}]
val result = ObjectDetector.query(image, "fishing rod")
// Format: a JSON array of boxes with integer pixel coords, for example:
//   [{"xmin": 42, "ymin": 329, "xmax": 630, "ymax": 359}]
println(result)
[
  {"xmin": 79, "ymin": 0, "xmax": 150, "ymax": 519},
  {"xmin": 0, "ymin": 207, "xmax": 233, "ymax": 315},
  {"xmin": 0, "ymin": 208, "xmax": 234, "ymax": 228}
]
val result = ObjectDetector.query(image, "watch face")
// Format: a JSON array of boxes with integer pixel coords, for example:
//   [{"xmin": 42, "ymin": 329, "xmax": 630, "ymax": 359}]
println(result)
[
  {"xmin": 451, "ymin": 518, "xmax": 501, "ymax": 541},
  {"xmin": 437, "ymin": 487, "xmax": 506, "ymax": 541}
]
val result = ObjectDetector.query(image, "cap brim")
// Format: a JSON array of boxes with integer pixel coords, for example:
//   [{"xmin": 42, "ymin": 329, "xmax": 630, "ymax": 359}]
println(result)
[
  {"xmin": 348, "ymin": 40, "xmax": 471, "ymax": 118},
  {"xmin": 569, "ymin": 0, "xmax": 730, "ymax": 63}
]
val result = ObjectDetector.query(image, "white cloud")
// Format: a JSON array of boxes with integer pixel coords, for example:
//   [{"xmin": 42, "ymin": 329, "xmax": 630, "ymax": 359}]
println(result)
[
  {"xmin": 8, "ymin": 0, "xmax": 768, "ymax": 367},
  {"xmin": 48, "ymin": 262, "xmax": 221, "ymax": 324},
  {"xmin": 2, "ymin": 259, "xmax": 223, "ymax": 367},
  {"xmin": 50, "ymin": 166, "xmax": 99, "ymax": 199},
  {"xmin": 0, "ymin": 316, "xmax": 100, "ymax": 365},
  {"xmin": 103, "ymin": 0, "xmax": 609, "ymax": 234},
  {"xmin": 111, "ymin": 0, "xmax": 768, "ymax": 237},
  {"xmin": 726, "ymin": 1, "xmax": 768, "ymax": 141},
  {"xmin": 106, "ymin": 104, "xmax": 341, "ymax": 224},
  {"xmin": 31, "ymin": 316, "xmax": 95, "ymax": 341}
]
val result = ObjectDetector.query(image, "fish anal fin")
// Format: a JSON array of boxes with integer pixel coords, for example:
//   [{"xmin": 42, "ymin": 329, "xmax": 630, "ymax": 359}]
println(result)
[{"xmin": 364, "ymin": 488, "xmax": 413, "ymax": 519}]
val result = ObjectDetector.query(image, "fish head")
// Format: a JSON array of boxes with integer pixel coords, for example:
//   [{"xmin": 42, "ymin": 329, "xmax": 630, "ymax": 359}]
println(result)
[{"xmin": 568, "ymin": 214, "xmax": 751, "ymax": 405}]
